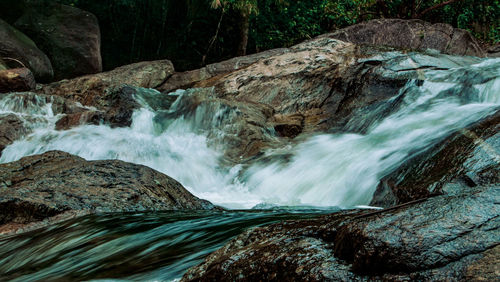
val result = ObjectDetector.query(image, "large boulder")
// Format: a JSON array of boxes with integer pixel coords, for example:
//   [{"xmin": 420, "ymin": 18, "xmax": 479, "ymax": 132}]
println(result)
[
  {"xmin": 0, "ymin": 18, "xmax": 53, "ymax": 82},
  {"xmin": 326, "ymin": 19, "xmax": 486, "ymax": 57},
  {"xmin": 0, "ymin": 151, "xmax": 216, "ymax": 234},
  {"xmin": 14, "ymin": 3, "xmax": 102, "ymax": 80},
  {"xmin": 0, "ymin": 68, "xmax": 36, "ymax": 93},
  {"xmin": 182, "ymin": 185, "xmax": 498, "ymax": 281}
]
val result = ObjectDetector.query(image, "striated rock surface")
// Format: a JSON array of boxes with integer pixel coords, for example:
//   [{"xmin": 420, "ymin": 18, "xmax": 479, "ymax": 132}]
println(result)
[
  {"xmin": 14, "ymin": 3, "xmax": 102, "ymax": 80},
  {"xmin": 372, "ymin": 109, "xmax": 500, "ymax": 207},
  {"xmin": 0, "ymin": 18, "xmax": 53, "ymax": 82},
  {"xmin": 158, "ymin": 48, "xmax": 288, "ymax": 93},
  {"xmin": 182, "ymin": 185, "xmax": 499, "ymax": 281},
  {"xmin": 326, "ymin": 18, "xmax": 485, "ymax": 57},
  {"xmin": 0, "ymin": 68, "xmax": 35, "ymax": 93},
  {"xmin": 0, "ymin": 151, "xmax": 215, "ymax": 233}
]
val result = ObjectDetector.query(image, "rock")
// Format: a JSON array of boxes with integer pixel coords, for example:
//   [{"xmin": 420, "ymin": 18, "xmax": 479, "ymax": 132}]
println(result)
[
  {"xmin": 55, "ymin": 111, "xmax": 104, "ymax": 130},
  {"xmin": 487, "ymin": 43, "xmax": 500, "ymax": 58},
  {"xmin": 372, "ymin": 109, "xmax": 500, "ymax": 207},
  {"xmin": 272, "ymin": 113, "xmax": 304, "ymax": 138},
  {"xmin": 39, "ymin": 60, "xmax": 174, "ymax": 128},
  {"xmin": 154, "ymin": 87, "xmax": 277, "ymax": 162},
  {"xmin": 158, "ymin": 48, "xmax": 288, "ymax": 93},
  {"xmin": 167, "ymin": 37, "xmax": 482, "ymax": 162},
  {"xmin": 182, "ymin": 185, "xmax": 499, "ymax": 281},
  {"xmin": 40, "ymin": 60, "xmax": 174, "ymax": 107},
  {"xmin": 0, "ymin": 92, "xmax": 87, "ymax": 117},
  {"xmin": 101, "ymin": 85, "xmax": 142, "ymax": 127},
  {"xmin": 0, "ymin": 68, "xmax": 36, "ymax": 93},
  {"xmin": 14, "ymin": 3, "xmax": 102, "ymax": 80},
  {"xmin": 326, "ymin": 19, "xmax": 485, "ymax": 57},
  {"xmin": 0, "ymin": 18, "xmax": 53, "ymax": 82},
  {"xmin": 0, "ymin": 114, "xmax": 29, "ymax": 157},
  {"xmin": 0, "ymin": 151, "xmax": 216, "ymax": 233}
]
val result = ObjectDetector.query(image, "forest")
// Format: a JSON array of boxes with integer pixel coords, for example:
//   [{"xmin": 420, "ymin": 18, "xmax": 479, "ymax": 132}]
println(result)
[{"xmin": 2, "ymin": 0, "xmax": 498, "ymax": 70}]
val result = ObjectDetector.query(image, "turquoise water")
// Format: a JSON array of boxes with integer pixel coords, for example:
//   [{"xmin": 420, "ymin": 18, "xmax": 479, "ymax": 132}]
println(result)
[{"xmin": 0, "ymin": 210, "xmax": 333, "ymax": 281}]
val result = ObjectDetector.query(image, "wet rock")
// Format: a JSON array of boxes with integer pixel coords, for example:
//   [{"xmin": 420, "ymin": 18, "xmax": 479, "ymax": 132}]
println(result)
[
  {"xmin": 0, "ymin": 68, "xmax": 35, "ymax": 93},
  {"xmin": 0, "ymin": 92, "xmax": 87, "ymax": 117},
  {"xmin": 101, "ymin": 85, "xmax": 142, "ymax": 127},
  {"xmin": 39, "ymin": 60, "xmax": 174, "ymax": 128},
  {"xmin": 0, "ymin": 151, "xmax": 216, "ymax": 232},
  {"xmin": 40, "ymin": 60, "xmax": 174, "ymax": 108},
  {"xmin": 372, "ymin": 109, "xmax": 500, "ymax": 207},
  {"xmin": 272, "ymin": 113, "xmax": 304, "ymax": 138},
  {"xmin": 183, "ymin": 185, "xmax": 499, "ymax": 281},
  {"xmin": 15, "ymin": 3, "xmax": 101, "ymax": 80},
  {"xmin": 327, "ymin": 19, "xmax": 485, "ymax": 57},
  {"xmin": 174, "ymin": 37, "xmax": 482, "ymax": 161},
  {"xmin": 0, "ymin": 114, "xmax": 29, "ymax": 157},
  {"xmin": 55, "ymin": 111, "xmax": 104, "ymax": 130},
  {"xmin": 158, "ymin": 48, "xmax": 288, "ymax": 93},
  {"xmin": 487, "ymin": 44, "xmax": 500, "ymax": 58},
  {"xmin": 0, "ymin": 19, "xmax": 53, "ymax": 82},
  {"xmin": 154, "ymin": 87, "xmax": 277, "ymax": 162}
]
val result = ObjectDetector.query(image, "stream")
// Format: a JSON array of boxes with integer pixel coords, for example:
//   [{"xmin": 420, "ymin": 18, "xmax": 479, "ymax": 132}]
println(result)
[{"xmin": 0, "ymin": 56, "xmax": 499, "ymax": 280}]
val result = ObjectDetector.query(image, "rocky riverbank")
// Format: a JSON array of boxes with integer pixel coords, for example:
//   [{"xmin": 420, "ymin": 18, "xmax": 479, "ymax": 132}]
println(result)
[{"xmin": 0, "ymin": 8, "xmax": 498, "ymax": 280}]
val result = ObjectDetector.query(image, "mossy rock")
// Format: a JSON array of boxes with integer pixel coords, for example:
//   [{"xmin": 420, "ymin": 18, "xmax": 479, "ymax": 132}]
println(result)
[{"xmin": 0, "ymin": 18, "xmax": 53, "ymax": 82}]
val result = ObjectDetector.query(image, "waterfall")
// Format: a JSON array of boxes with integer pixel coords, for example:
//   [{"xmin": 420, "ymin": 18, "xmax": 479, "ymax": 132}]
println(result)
[{"xmin": 1, "ymin": 58, "xmax": 499, "ymax": 209}]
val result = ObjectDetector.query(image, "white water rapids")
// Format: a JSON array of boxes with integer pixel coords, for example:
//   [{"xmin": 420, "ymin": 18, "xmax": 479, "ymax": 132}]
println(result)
[{"xmin": 1, "ymin": 58, "xmax": 499, "ymax": 209}]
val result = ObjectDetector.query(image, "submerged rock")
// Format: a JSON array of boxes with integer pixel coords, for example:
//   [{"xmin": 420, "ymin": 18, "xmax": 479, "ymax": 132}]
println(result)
[
  {"xmin": 14, "ymin": 3, "xmax": 102, "ymax": 80},
  {"xmin": 0, "ymin": 18, "xmax": 53, "ymax": 82},
  {"xmin": 327, "ymin": 18, "xmax": 485, "ymax": 57},
  {"xmin": 0, "ymin": 151, "xmax": 215, "ymax": 234},
  {"xmin": 182, "ymin": 185, "xmax": 499, "ymax": 281}
]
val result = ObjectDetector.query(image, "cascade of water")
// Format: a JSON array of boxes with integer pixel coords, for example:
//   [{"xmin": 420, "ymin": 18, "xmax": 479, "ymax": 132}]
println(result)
[{"xmin": 1, "ymin": 58, "xmax": 499, "ymax": 209}]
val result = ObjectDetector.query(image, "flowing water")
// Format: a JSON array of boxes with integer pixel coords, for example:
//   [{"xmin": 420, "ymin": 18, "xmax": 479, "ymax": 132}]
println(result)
[{"xmin": 0, "ymin": 57, "xmax": 499, "ymax": 280}]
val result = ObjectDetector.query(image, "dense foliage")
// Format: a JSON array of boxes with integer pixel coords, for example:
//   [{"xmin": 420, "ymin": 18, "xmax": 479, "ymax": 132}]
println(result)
[{"xmin": 1, "ymin": 0, "xmax": 497, "ymax": 71}]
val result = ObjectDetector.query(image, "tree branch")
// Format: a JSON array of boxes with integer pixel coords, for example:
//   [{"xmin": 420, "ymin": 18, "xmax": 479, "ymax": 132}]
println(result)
[{"xmin": 416, "ymin": 0, "xmax": 463, "ymax": 18}]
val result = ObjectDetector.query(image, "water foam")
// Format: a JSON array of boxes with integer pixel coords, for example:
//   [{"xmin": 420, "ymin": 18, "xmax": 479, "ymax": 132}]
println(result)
[{"xmin": 1, "ymin": 58, "xmax": 499, "ymax": 209}]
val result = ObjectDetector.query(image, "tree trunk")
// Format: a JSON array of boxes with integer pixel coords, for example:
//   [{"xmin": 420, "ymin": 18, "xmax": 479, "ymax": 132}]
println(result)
[{"xmin": 236, "ymin": 10, "xmax": 250, "ymax": 56}]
